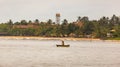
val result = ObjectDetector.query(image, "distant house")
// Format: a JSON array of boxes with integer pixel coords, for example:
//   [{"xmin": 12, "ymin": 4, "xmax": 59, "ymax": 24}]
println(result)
[
  {"xmin": 73, "ymin": 21, "xmax": 84, "ymax": 27},
  {"xmin": 13, "ymin": 24, "xmax": 39, "ymax": 29},
  {"xmin": 107, "ymin": 29, "xmax": 116, "ymax": 37}
]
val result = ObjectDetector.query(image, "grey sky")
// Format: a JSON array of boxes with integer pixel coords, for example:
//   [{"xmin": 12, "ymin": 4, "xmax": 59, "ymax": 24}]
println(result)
[{"xmin": 0, "ymin": 0, "xmax": 120, "ymax": 23}]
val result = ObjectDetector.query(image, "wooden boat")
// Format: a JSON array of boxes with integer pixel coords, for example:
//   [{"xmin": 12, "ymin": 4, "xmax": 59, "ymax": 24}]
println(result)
[
  {"xmin": 56, "ymin": 40, "xmax": 70, "ymax": 47},
  {"xmin": 56, "ymin": 44, "xmax": 70, "ymax": 47}
]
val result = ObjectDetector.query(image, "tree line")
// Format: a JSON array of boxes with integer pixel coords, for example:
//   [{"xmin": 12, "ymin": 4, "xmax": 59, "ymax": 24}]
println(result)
[{"xmin": 0, "ymin": 14, "xmax": 120, "ymax": 39}]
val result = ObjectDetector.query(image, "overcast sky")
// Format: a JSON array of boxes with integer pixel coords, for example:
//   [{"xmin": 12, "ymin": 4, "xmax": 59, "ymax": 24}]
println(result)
[{"xmin": 0, "ymin": 0, "xmax": 120, "ymax": 23}]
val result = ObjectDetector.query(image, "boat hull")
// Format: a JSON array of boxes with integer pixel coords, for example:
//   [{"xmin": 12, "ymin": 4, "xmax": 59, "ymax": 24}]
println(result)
[{"xmin": 56, "ymin": 45, "xmax": 70, "ymax": 47}]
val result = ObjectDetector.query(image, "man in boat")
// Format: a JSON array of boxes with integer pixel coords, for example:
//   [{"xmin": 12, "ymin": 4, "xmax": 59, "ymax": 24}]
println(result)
[{"xmin": 56, "ymin": 40, "xmax": 70, "ymax": 47}]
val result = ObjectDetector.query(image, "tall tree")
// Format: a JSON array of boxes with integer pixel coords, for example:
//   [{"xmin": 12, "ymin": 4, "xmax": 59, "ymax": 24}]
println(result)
[
  {"xmin": 7, "ymin": 19, "xmax": 13, "ymax": 25},
  {"xmin": 80, "ymin": 16, "xmax": 89, "ymax": 23},
  {"xmin": 77, "ymin": 16, "xmax": 81, "ymax": 22},
  {"xmin": 20, "ymin": 20, "xmax": 28, "ymax": 25},
  {"xmin": 47, "ymin": 19, "xmax": 52, "ymax": 25},
  {"xmin": 62, "ymin": 19, "xmax": 68, "ymax": 25},
  {"xmin": 34, "ymin": 19, "xmax": 39, "ymax": 25}
]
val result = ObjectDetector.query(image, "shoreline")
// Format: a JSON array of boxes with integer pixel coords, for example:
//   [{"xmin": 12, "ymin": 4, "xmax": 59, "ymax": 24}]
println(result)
[
  {"xmin": 0, "ymin": 36, "xmax": 99, "ymax": 40},
  {"xmin": 0, "ymin": 36, "xmax": 120, "ymax": 42}
]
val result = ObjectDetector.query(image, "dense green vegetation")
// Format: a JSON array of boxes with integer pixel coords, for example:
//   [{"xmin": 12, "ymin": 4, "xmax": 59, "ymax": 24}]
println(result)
[{"xmin": 0, "ymin": 15, "xmax": 120, "ymax": 39}]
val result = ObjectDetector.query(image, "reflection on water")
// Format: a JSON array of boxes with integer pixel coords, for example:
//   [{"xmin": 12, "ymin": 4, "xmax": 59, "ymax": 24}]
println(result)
[{"xmin": 0, "ymin": 39, "xmax": 120, "ymax": 67}]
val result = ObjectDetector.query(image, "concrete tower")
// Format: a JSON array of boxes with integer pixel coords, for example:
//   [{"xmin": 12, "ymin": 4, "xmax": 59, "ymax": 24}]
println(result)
[{"xmin": 56, "ymin": 13, "xmax": 60, "ymax": 24}]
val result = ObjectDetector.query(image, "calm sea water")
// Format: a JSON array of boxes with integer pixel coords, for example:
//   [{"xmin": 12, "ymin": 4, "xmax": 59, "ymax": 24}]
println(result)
[{"xmin": 0, "ymin": 39, "xmax": 120, "ymax": 67}]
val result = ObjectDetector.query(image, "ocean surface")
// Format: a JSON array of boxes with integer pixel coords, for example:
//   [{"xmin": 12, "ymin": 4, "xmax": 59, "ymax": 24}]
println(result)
[{"xmin": 0, "ymin": 39, "xmax": 120, "ymax": 67}]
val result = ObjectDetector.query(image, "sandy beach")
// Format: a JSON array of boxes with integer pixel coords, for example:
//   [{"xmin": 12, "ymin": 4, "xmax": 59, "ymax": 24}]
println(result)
[
  {"xmin": 1, "ymin": 36, "xmax": 120, "ymax": 42},
  {"xmin": 0, "ymin": 36, "xmax": 100, "ymax": 40}
]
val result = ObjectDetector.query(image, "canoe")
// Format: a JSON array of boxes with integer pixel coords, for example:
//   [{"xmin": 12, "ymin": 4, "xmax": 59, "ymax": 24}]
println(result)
[{"xmin": 56, "ymin": 45, "xmax": 70, "ymax": 47}]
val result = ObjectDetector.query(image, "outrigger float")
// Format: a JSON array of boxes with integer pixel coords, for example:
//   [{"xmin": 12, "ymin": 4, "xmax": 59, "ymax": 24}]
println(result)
[{"xmin": 56, "ymin": 40, "xmax": 70, "ymax": 47}]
